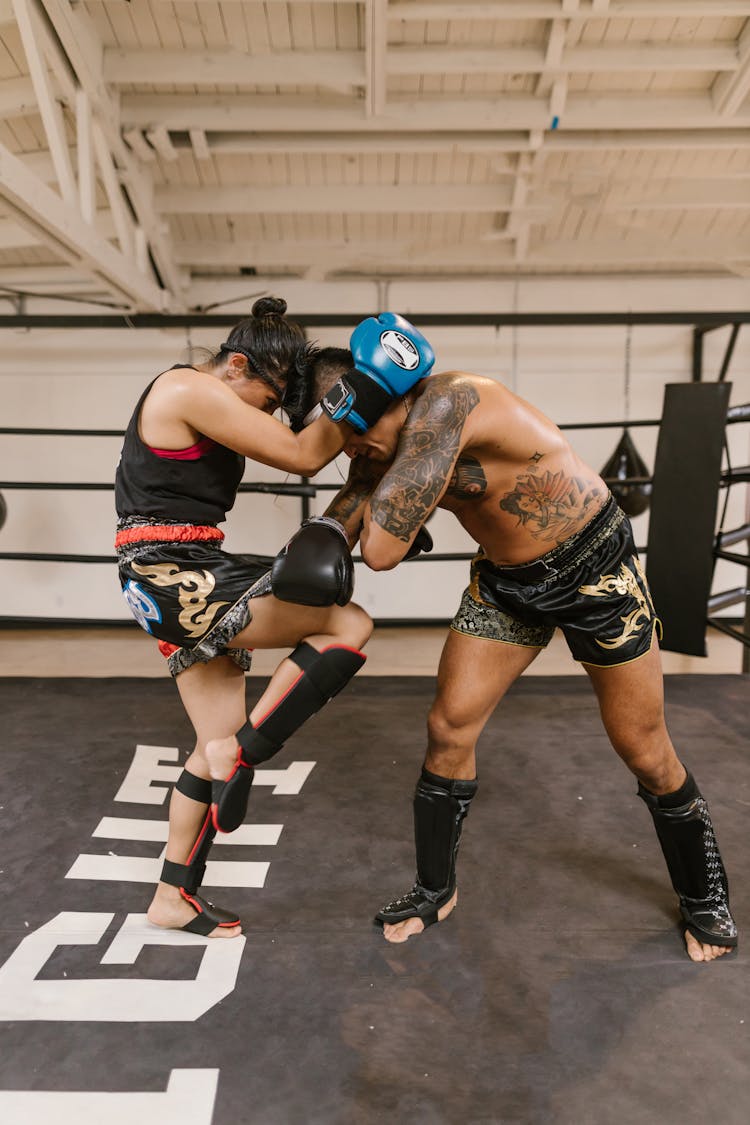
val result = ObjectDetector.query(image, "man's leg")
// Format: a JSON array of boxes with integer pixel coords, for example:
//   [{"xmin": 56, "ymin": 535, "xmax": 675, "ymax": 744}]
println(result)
[
  {"xmin": 584, "ymin": 640, "xmax": 737, "ymax": 962},
  {"xmin": 205, "ymin": 597, "xmax": 372, "ymax": 831},
  {"xmin": 379, "ymin": 630, "xmax": 541, "ymax": 944},
  {"xmin": 148, "ymin": 656, "xmax": 247, "ymax": 937}
]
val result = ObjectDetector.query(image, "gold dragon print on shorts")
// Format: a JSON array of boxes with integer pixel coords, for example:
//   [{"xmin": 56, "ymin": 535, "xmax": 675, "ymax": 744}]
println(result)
[
  {"xmin": 578, "ymin": 556, "xmax": 657, "ymax": 650},
  {"xmin": 130, "ymin": 561, "xmax": 228, "ymax": 639}
]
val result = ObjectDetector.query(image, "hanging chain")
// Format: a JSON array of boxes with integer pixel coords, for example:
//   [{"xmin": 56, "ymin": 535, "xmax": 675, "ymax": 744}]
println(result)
[
  {"xmin": 624, "ymin": 322, "xmax": 632, "ymax": 424},
  {"xmin": 511, "ymin": 278, "xmax": 519, "ymax": 395}
]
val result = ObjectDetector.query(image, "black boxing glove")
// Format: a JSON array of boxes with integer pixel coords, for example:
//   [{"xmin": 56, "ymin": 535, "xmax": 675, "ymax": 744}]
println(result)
[
  {"xmin": 404, "ymin": 526, "xmax": 434, "ymax": 561},
  {"xmin": 271, "ymin": 517, "xmax": 354, "ymax": 607}
]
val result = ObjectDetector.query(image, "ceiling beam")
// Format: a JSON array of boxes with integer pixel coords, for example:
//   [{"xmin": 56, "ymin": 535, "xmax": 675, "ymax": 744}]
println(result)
[
  {"xmin": 104, "ymin": 49, "xmax": 364, "ymax": 94},
  {"xmin": 39, "ymin": 0, "xmax": 185, "ymax": 306},
  {"xmin": 175, "ymin": 240, "xmax": 435, "ymax": 268},
  {"xmin": 528, "ymin": 237, "xmax": 750, "ymax": 268},
  {"xmin": 23, "ymin": 143, "xmax": 750, "ymax": 192},
  {"xmin": 387, "ymin": 2, "xmax": 750, "ymax": 18},
  {"xmin": 0, "ymin": 141, "xmax": 167, "ymax": 310},
  {"xmin": 0, "ymin": 209, "xmax": 116, "ymax": 249},
  {"xmin": 365, "ymin": 0, "xmax": 388, "ymax": 117},
  {"xmin": 102, "ymin": 44, "xmax": 740, "ymax": 87},
  {"xmin": 712, "ymin": 21, "xmax": 750, "ymax": 116},
  {"xmin": 156, "ymin": 183, "xmax": 540, "ymax": 214},
  {"xmin": 120, "ymin": 93, "xmax": 750, "ymax": 133},
  {"xmin": 111, "ymin": 1, "xmax": 750, "ymax": 14},
  {"xmin": 0, "ymin": 264, "xmax": 105, "ymax": 286},
  {"xmin": 171, "ymin": 234, "xmax": 750, "ymax": 273},
  {"xmin": 156, "ymin": 179, "xmax": 750, "ymax": 216},
  {"xmin": 397, "ymin": 44, "xmax": 739, "ymax": 74},
  {"xmin": 115, "ymin": 128, "xmax": 750, "ymax": 157},
  {"xmin": 154, "ymin": 178, "xmax": 750, "ymax": 216},
  {"xmin": 90, "ymin": 0, "xmax": 750, "ymax": 10},
  {"xmin": 189, "ymin": 128, "xmax": 211, "ymax": 162},
  {"xmin": 11, "ymin": 0, "xmax": 76, "ymax": 205}
]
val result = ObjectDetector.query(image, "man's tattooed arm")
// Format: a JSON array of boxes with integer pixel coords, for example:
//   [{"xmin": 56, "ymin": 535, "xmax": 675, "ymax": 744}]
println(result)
[
  {"xmin": 368, "ymin": 378, "xmax": 480, "ymax": 544},
  {"xmin": 324, "ymin": 456, "xmax": 386, "ymax": 546}
]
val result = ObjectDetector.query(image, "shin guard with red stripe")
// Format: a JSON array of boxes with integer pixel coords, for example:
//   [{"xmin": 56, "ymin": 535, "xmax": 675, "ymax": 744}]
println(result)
[
  {"xmin": 212, "ymin": 642, "xmax": 366, "ymax": 833},
  {"xmin": 160, "ymin": 769, "xmax": 240, "ymax": 935}
]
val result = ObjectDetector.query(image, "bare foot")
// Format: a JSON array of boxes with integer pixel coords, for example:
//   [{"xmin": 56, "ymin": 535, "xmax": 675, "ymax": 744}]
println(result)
[
  {"xmin": 147, "ymin": 887, "xmax": 242, "ymax": 939},
  {"xmin": 205, "ymin": 735, "xmax": 240, "ymax": 783},
  {"xmin": 685, "ymin": 930, "xmax": 733, "ymax": 963},
  {"xmin": 382, "ymin": 890, "xmax": 458, "ymax": 944}
]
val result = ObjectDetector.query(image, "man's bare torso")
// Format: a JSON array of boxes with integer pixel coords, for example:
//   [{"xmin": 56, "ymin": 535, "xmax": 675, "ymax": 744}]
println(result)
[{"xmin": 415, "ymin": 371, "xmax": 607, "ymax": 565}]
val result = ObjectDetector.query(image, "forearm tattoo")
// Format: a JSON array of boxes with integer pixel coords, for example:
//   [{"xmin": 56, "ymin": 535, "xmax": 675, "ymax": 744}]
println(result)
[
  {"xmin": 325, "ymin": 457, "xmax": 383, "ymax": 538},
  {"xmin": 326, "ymin": 485, "xmax": 366, "ymax": 528},
  {"xmin": 500, "ymin": 468, "xmax": 603, "ymax": 542},
  {"xmin": 370, "ymin": 380, "xmax": 480, "ymax": 541}
]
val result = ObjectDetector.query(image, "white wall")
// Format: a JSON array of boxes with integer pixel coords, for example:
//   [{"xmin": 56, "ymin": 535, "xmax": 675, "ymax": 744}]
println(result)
[{"xmin": 0, "ymin": 275, "xmax": 748, "ymax": 625}]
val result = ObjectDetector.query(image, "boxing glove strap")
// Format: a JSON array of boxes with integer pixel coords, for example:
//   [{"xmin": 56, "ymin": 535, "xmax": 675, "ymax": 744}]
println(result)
[{"xmin": 321, "ymin": 368, "xmax": 393, "ymax": 432}]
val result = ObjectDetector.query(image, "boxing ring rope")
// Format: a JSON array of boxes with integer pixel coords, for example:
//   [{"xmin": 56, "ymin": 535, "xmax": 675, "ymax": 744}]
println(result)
[
  {"xmin": 0, "ymin": 416, "xmax": 660, "ymax": 568},
  {"xmin": 1, "ymin": 410, "xmax": 748, "ymax": 665}
]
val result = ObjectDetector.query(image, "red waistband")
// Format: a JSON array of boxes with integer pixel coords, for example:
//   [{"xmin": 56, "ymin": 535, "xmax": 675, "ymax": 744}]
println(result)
[{"xmin": 115, "ymin": 524, "xmax": 225, "ymax": 548}]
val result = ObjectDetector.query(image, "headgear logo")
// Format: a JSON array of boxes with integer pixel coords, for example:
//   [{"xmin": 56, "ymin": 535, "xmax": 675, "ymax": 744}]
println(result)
[{"xmin": 380, "ymin": 330, "xmax": 419, "ymax": 370}]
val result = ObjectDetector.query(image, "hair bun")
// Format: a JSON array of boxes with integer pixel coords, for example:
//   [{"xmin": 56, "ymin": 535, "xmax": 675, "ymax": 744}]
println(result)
[{"xmin": 252, "ymin": 295, "xmax": 287, "ymax": 318}]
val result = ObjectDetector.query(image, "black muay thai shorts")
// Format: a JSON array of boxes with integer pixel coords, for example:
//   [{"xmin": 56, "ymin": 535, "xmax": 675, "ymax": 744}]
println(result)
[
  {"xmin": 451, "ymin": 495, "xmax": 661, "ymax": 666},
  {"xmin": 116, "ymin": 516, "xmax": 273, "ymax": 677}
]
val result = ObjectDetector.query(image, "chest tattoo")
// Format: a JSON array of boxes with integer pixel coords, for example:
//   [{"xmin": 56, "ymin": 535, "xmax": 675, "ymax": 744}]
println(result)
[{"xmin": 446, "ymin": 455, "xmax": 488, "ymax": 500}]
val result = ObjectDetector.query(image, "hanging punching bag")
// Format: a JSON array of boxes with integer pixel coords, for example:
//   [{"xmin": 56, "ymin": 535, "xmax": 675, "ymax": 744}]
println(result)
[
  {"xmin": 0, "ymin": 491, "xmax": 6, "ymax": 531},
  {"xmin": 600, "ymin": 427, "xmax": 652, "ymax": 517}
]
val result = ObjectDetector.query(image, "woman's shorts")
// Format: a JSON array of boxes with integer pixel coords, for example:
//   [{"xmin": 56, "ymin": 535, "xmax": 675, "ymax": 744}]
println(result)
[
  {"xmin": 451, "ymin": 496, "xmax": 661, "ymax": 667},
  {"xmin": 116, "ymin": 518, "xmax": 273, "ymax": 677}
]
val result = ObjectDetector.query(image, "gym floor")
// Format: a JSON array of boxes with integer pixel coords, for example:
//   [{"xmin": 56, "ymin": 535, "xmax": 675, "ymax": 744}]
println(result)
[
  {"xmin": 1, "ymin": 626, "xmax": 748, "ymax": 1124},
  {"xmin": 0, "ymin": 622, "xmax": 745, "ymax": 678}
]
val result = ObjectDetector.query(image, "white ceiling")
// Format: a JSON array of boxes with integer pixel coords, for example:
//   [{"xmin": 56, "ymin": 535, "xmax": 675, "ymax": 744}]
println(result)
[{"xmin": 0, "ymin": 0, "xmax": 749, "ymax": 312}]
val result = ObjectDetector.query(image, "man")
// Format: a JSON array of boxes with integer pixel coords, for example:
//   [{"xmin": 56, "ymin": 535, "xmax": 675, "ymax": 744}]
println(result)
[{"xmin": 295, "ymin": 345, "xmax": 737, "ymax": 964}]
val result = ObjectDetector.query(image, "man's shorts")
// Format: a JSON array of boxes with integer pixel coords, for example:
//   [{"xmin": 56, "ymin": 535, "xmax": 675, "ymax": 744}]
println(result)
[
  {"xmin": 451, "ymin": 495, "xmax": 661, "ymax": 667},
  {"xmin": 116, "ymin": 517, "xmax": 273, "ymax": 677}
]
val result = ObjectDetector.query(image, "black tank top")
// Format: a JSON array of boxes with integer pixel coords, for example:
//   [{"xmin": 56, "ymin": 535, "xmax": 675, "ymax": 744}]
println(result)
[{"xmin": 114, "ymin": 367, "xmax": 245, "ymax": 524}]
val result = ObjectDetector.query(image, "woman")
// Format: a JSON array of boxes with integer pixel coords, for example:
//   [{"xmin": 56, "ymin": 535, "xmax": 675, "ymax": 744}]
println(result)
[{"xmin": 115, "ymin": 296, "xmax": 372, "ymax": 938}]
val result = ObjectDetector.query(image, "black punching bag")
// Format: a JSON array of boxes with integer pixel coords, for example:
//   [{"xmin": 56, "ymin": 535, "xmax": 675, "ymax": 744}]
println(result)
[
  {"xmin": 600, "ymin": 427, "xmax": 652, "ymax": 517},
  {"xmin": 0, "ymin": 491, "xmax": 6, "ymax": 531}
]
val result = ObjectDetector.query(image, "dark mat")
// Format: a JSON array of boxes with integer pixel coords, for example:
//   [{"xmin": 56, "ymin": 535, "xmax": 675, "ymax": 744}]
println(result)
[{"xmin": 0, "ymin": 675, "xmax": 749, "ymax": 1125}]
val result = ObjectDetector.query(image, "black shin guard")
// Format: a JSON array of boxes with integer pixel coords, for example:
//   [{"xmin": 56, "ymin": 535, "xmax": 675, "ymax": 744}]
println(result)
[
  {"xmin": 638, "ymin": 771, "xmax": 737, "ymax": 948},
  {"xmin": 160, "ymin": 769, "xmax": 240, "ymax": 935},
  {"xmin": 212, "ymin": 642, "xmax": 366, "ymax": 833},
  {"xmin": 375, "ymin": 768, "xmax": 478, "ymax": 929}
]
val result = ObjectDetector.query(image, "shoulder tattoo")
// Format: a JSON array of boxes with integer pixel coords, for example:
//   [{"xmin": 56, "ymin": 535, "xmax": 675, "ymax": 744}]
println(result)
[{"xmin": 370, "ymin": 379, "xmax": 480, "ymax": 541}]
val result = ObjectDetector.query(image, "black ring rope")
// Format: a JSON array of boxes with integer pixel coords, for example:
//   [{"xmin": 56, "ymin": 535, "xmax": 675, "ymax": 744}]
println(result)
[
  {"xmin": 2, "ymin": 411, "xmax": 744, "ymax": 570},
  {"xmin": 0, "ymin": 418, "xmax": 663, "ymax": 437},
  {"xmin": 0, "ymin": 481, "xmax": 316, "ymax": 495}
]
